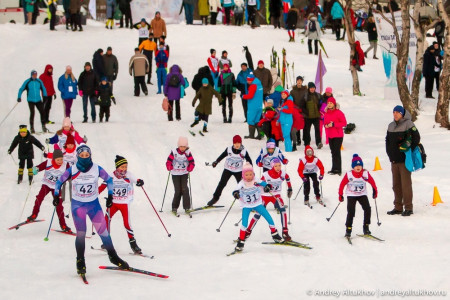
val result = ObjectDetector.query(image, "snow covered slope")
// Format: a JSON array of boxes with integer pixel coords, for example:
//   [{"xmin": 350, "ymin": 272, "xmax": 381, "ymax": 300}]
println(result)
[{"xmin": 0, "ymin": 21, "xmax": 449, "ymax": 299}]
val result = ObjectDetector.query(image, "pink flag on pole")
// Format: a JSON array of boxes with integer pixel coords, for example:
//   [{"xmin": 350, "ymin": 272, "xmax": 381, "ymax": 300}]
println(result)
[{"xmin": 314, "ymin": 50, "xmax": 327, "ymax": 94}]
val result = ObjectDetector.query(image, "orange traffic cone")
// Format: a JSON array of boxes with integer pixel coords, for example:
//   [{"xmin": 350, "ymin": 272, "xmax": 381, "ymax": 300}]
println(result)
[
  {"xmin": 373, "ymin": 157, "xmax": 382, "ymax": 171},
  {"xmin": 431, "ymin": 186, "xmax": 444, "ymax": 206},
  {"xmin": 340, "ymin": 144, "xmax": 344, "ymax": 150}
]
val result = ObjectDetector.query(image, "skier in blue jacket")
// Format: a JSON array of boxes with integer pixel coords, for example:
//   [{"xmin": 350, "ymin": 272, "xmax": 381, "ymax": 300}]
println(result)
[{"xmin": 17, "ymin": 70, "xmax": 48, "ymax": 133}]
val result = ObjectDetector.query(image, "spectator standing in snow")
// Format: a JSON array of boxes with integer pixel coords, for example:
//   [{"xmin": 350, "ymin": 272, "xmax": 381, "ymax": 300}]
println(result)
[
  {"xmin": 78, "ymin": 62, "xmax": 99, "ymax": 123},
  {"xmin": 219, "ymin": 50, "xmax": 232, "ymax": 71},
  {"xmin": 164, "ymin": 65, "xmax": 186, "ymax": 121},
  {"xmin": 208, "ymin": 49, "xmax": 220, "ymax": 89},
  {"xmin": 129, "ymin": 48, "xmax": 149, "ymax": 97},
  {"xmin": 92, "ymin": 49, "xmax": 106, "ymax": 79},
  {"xmin": 269, "ymin": 0, "xmax": 282, "ymax": 29},
  {"xmin": 182, "ymin": 0, "xmax": 195, "ymax": 25},
  {"xmin": 150, "ymin": 11, "xmax": 167, "ymax": 44},
  {"xmin": 106, "ymin": 0, "xmax": 116, "ymax": 29},
  {"xmin": 236, "ymin": 63, "xmax": 251, "ymax": 121},
  {"xmin": 210, "ymin": 0, "xmax": 222, "ymax": 25},
  {"xmin": 253, "ymin": 60, "xmax": 272, "ymax": 100},
  {"xmin": 103, "ymin": 47, "xmax": 119, "ymax": 92},
  {"xmin": 155, "ymin": 43, "xmax": 169, "ymax": 94},
  {"xmin": 119, "ymin": 0, "xmax": 133, "ymax": 28},
  {"xmin": 234, "ymin": 0, "xmax": 245, "ymax": 26},
  {"xmin": 70, "ymin": 0, "xmax": 83, "ymax": 31},
  {"xmin": 286, "ymin": 5, "xmax": 299, "ymax": 42},
  {"xmin": 39, "ymin": 65, "xmax": 56, "ymax": 125},
  {"xmin": 247, "ymin": 0, "xmax": 260, "ymax": 28},
  {"xmin": 222, "ymin": 0, "xmax": 235, "ymax": 25},
  {"xmin": 323, "ymin": 97, "xmax": 346, "ymax": 175},
  {"xmin": 330, "ymin": 0, "xmax": 344, "ymax": 40},
  {"xmin": 300, "ymin": 82, "xmax": 323, "ymax": 149},
  {"xmin": 305, "ymin": 13, "xmax": 321, "ymax": 55},
  {"xmin": 192, "ymin": 66, "xmax": 214, "ymax": 93},
  {"xmin": 63, "ymin": 0, "xmax": 71, "ymax": 29},
  {"xmin": 364, "ymin": 16, "xmax": 378, "ymax": 59},
  {"xmin": 139, "ymin": 34, "xmax": 157, "ymax": 84},
  {"xmin": 290, "ymin": 76, "xmax": 307, "ymax": 146},
  {"xmin": 58, "ymin": 66, "xmax": 78, "ymax": 118},
  {"xmin": 198, "ymin": 0, "xmax": 210, "ymax": 25}
]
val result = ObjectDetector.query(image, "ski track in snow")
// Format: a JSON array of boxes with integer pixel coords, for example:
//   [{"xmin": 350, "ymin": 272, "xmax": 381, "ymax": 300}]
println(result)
[{"xmin": 0, "ymin": 21, "xmax": 449, "ymax": 299}]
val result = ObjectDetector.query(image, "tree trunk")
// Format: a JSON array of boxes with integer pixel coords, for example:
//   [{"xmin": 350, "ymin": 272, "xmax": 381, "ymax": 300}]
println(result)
[
  {"xmin": 436, "ymin": 0, "xmax": 450, "ymax": 128},
  {"xmin": 343, "ymin": 0, "xmax": 361, "ymax": 95}
]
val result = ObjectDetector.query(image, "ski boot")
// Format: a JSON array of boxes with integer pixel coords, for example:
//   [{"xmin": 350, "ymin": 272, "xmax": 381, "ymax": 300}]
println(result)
[
  {"xmin": 223, "ymin": 117, "xmax": 227, "ymax": 123},
  {"xmin": 304, "ymin": 198, "xmax": 310, "ymax": 206},
  {"xmin": 18, "ymin": 174, "xmax": 23, "ymax": 184},
  {"xmin": 190, "ymin": 119, "xmax": 199, "ymax": 127},
  {"xmin": 207, "ymin": 198, "xmax": 217, "ymax": 207},
  {"xmin": 61, "ymin": 225, "xmax": 72, "ymax": 233},
  {"xmin": 203, "ymin": 125, "xmax": 208, "ymax": 133},
  {"xmin": 28, "ymin": 175, "xmax": 33, "ymax": 185},
  {"xmin": 27, "ymin": 214, "xmax": 37, "ymax": 222},
  {"xmin": 42, "ymin": 124, "xmax": 49, "ymax": 133},
  {"xmin": 76, "ymin": 257, "xmax": 86, "ymax": 275},
  {"xmin": 271, "ymin": 230, "xmax": 283, "ymax": 243},
  {"xmin": 235, "ymin": 238, "xmax": 245, "ymax": 252},
  {"xmin": 282, "ymin": 229, "xmax": 292, "ymax": 242},
  {"xmin": 363, "ymin": 224, "xmax": 371, "ymax": 235},
  {"xmin": 129, "ymin": 238, "xmax": 142, "ymax": 254},
  {"xmin": 30, "ymin": 127, "xmax": 35, "ymax": 134},
  {"xmin": 108, "ymin": 250, "xmax": 129, "ymax": 270},
  {"xmin": 345, "ymin": 227, "xmax": 352, "ymax": 237}
]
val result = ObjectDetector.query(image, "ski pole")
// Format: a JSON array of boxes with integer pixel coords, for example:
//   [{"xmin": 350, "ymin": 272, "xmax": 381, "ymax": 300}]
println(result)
[
  {"xmin": 44, "ymin": 207, "xmax": 56, "ymax": 241},
  {"xmin": 141, "ymin": 186, "xmax": 172, "ymax": 237},
  {"xmin": 205, "ymin": 162, "xmax": 213, "ymax": 167},
  {"xmin": 188, "ymin": 174, "xmax": 193, "ymax": 210},
  {"xmin": 288, "ymin": 194, "xmax": 291, "ymax": 225},
  {"xmin": 159, "ymin": 172, "xmax": 170, "ymax": 212},
  {"xmin": 216, "ymin": 198, "xmax": 237, "ymax": 232},
  {"xmin": 107, "ymin": 207, "xmax": 111, "ymax": 234},
  {"xmin": 17, "ymin": 177, "xmax": 34, "ymax": 223},
  {"xmin": 320, "ymin": 180, "xmax": 323, "ymax": 199},
  {"xmin": 0, "ymin": 102, "xmax": 18, "ymax": 128},
  {"xmin": 234, "ymin": 217, "xmax": 242, "ymax": 226},
  {"xmin": 9, "ymin": 154, "xmax": 17, "ymax": 166},
  {"xmin": 326, "ymin": 202, "xmax": 341, "ymax": 222},
  {"xmin": 374, "ymin": 198, "xmax": 381, "ymax": 226},
  {"xmin": 293, "ymin": 183, "xmax": 304, "ymax": 201}
]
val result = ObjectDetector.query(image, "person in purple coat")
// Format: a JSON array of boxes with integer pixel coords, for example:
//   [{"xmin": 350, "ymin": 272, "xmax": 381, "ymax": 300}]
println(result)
[{"xmin": 164, "ymin": 64, "xmax": 186, "ymax": 121}]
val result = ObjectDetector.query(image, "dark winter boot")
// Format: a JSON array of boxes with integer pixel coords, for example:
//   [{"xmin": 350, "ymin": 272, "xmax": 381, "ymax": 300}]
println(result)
[
  {"xmin": 18, "ymin": 171, "xmax": 23, "ymax": 184},
  {"xmin": 401, "ymin": 210, "xmax": 413, "ymax": 216},
  {"xmin": 76, "ymin": 257, "xmax": 86, "ymax": 275},
  {"xmin": 203, "ymin": 125, "xmax": 208, "ymax": 133},
  {"xmin": 223, "ymin": 116, "xmax": 227, "ymax": 123},
  {"xmin": 207, "ymin": 198, "xmax": 218, "ymax": 207},
  {"xmin": 363, "ymin": 224, "xmax": 371, "ymax": 235},
  {"xmin": 255, "ymin": 127, "xmax": 263, "ymax": 140},
  {"xmin": 272, "ymin": 230, "xmax": 283, "ymax": 243},
  {"xmin": 108, "ymin": 250, "xmax": 129, "ymax": 270},
  {"xmin": 292, "ymin": 143, "xmax": 297, "ymax": 151},
  {"xmin": 190, "ymin": 119, "xmax": 200, "ymax": 127},
  {"xmin": 235, "ymin": 238, "xmax": 245, "ymax": 252},
  {"xmin": 387, "ymin": 208, "xmax": 403, "ymax": 215},
  {"xmin": 345, "ymin": 227, "xmax": 352, "ymax": 237},
  {"xmin": 42, "ymin": 124, "xmax": 49, "ymax": 133},
  {"xmin": 129, "ymin": 238, "xmax": 142, "ymax": 254},
  {"xmin": 282, "ymin": 229, "xmax": 292, "ymax": 241},
  {"xmin": 30, "ymin": 127, "xmax": 35, "ymax": 134},
  {"xmin": 28, "ymin": 169, "xmax": 33, "ymax": 185},
  {"xmin": 244, "ymin": 126, "xmax": 255, "ymax": 139}
]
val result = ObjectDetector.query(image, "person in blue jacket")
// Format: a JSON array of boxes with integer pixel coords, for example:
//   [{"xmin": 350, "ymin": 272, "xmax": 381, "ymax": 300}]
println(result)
[
  {"xmin": 330, "ymin": 0, "xmax": 345, "ymax": 40},
  {"xmin": 246, "ymin": 0, "xmax": 260, "ymax": 28},
  {"xmin": 242, "ymin": 74, "xmax": 263, "ymax": 139},
  {"xmin": 17, "ymin": 70, "xmax": 48, "ymax": 133},
  {"xmin": 236, "ymin": 63, "xmax": 251, "ymax": 121},
  {"xmin": 278, "ymin": 90, "xmax": 294, "ymax": 152},
  {"xmin": 58, "ymin": 66, "xmax": 78, "ymax": 118}
]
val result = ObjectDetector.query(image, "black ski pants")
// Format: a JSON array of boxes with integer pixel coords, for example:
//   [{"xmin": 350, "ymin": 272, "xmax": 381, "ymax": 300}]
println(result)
[
  {"xmin": 28, "ymin": 101, "xmax": 45, "ymax": 129},
  {"xmin": 134, "ymin": 76, "xmax": 147, "ymax": 96},
  {"xmin": 172, "ymin": 174, "xmax": 191, "ymax": 210},
  {"xmin": 212, "ymin": 169, "xmax": 242, "ymax": 202},
  {"xmin": 346, "ymin": 196, "xmax": 371, "ymax": 228},
  {"xmin": 304, "ymin": 173, "xmax": 320, "ymax": 200},
  {"xmin": 329, "ymin": 137, "xmax": 343, "ymax": 173}
]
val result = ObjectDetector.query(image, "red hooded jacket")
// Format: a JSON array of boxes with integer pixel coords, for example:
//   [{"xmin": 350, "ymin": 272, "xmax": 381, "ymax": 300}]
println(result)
[
  {"xmin": 297, "ymin": 146, "xmax": 325, "ymax": 178},
  {"xmin": 39, "ymin": 65, "xmax": 56, "ymax": 97}
]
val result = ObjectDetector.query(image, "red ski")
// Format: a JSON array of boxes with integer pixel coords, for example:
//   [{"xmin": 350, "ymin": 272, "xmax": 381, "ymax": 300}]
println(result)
[
  {"xmin": 52, "ymin": 229, "xmax": 91, "ymax": 238},
  {"xmin": 8, "ymin": 219, "xmax": 45, "ymax": 230},
  {"xmin": 99, "ymin": 266, "xmax": 169, "ymax": 279}
]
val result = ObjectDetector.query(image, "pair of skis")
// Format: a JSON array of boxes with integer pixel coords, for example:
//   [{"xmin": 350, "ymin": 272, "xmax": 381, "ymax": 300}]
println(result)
[
  {"xmin": 80, "ymin": 266, "xmax": 169, "ymax": 284},
  {"xmin": 227, "ymin": 240, "xmax": 313, "ymax": 256},
  {"xmin": 346, "ymin": 234, "xmax": 385, "ymax": 245},
  {"xmin": 91, "ymin": 245, "xmax": 154, "ymax": 259},
  {"xmin": 189, "ymin": 130, "xmax": 204, "ymax": 137}
]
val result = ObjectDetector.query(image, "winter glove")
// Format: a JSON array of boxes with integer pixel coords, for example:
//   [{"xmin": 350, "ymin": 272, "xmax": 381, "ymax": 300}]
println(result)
[
  {"xmin": 212, "ymin": 161, "xmax": 218, "ymax": 168},
  {"xmin": 339, "ymin": 195, "xmax": 344, "ymax": 202},
  {"xmin": 287, "ymin": 188, "xmax": 293, "ymax": 198},
  {"xmin": 319, "ymin": 175, "xmax": 324, "ymax": 180},
  {"xmin": 232, "ymin": 190, "xmax": 240, "ymax": 199},
  {"xmin": 257, "ymin": 162, "xmax": 263, "ymax": 167},
  {"xmin": 53, "ymin": 195, "xmax": 60, "ymax": 207},
  {"xmin": 78, "ymin": 90, "xmax": 83, "ymax": 97},
  {"xmin": 187, "ymin": 164, "xmax": 194, "ymax": 172},
  {"xmin": 399, "ymin": 140, "xmax": 411, "ymax": 152},
  {"xmin": 302, "ymin": 177, "xmax": 308, "ymax": 183},
  {"xmin": 32, "ymin": 167, "xmax": 39, "ymax": 175},
  {"xmin": 45, "ymin": 138, "xmax": 50, "ymax": 144},
  {"xmin": 166, "ymin": 163, "xmax": 173, "ymax": 171},
  {"xmin": 53, "ymin": 95, "xmax": 57, "ymax": 100},
  {"xmin": 17, "ymin": 98, "xmax": 21, "ymax": 103},
  {"xmin": 83, "ymin": 135, "xmax": 88, "ymax": 143},
  {"xmin": 136, "ymin": 179, "xmax": 144, "ymax": 187},
  {"xmin": 264, "ymin": 184, "xmax": 272, "ymax": 193},
  {"xmin": 282, "ymin": 159, "xmax": 288, "ymax": 164},
  {"xmin": 373, "ymin": 189, "xmax": 377, "ymax": 199},
  {"xmin": 43, "ymin": 152, "xmax": 48, "ymax": 158},
  {"xmin": 111, "ymin": 96, "xmax": 116, "ymax": 105},
  {"xmin": 106, "ymin": 194, "xmax": 113, "ymax": 208}
]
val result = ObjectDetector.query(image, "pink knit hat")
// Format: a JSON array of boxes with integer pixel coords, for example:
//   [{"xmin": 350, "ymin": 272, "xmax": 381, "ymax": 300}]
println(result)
[
  {"xmin": 241, "ymin": 162, "xmax": 255, "ymax": 181},
  {"xmin": 177, "ymin": 136, "xmax": 189, "ymax": 147},
  {"xmin": 325, "ymin": 87, "xmax": 333, "ymax": 94},
  {"xmin": 63, "ymin": 117, "xmax": 71, "ymax": 128}
]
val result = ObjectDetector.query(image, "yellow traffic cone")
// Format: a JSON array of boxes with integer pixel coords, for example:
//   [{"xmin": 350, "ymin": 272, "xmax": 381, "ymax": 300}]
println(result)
[
  {"xmin": 431, "ymin": 186, "xmax": 444, "ymax": 206},
  {"xmin": 373, "ymin": 157, "xmax": 382, "ymax": 171}
]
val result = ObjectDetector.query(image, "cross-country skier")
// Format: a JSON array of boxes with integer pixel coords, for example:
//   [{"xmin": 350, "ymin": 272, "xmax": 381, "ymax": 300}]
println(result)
[
  {"xmin": 191, "ymin": 78, "xmax": 222, "ymax": 133},
  {"xmin": 47, "ymin": 117, "xmax": 85, "ymax": 150},
  {"xmin": 298, "ymin": 145, "xmax": 325, "ymax": 206},
  {"xmin": 256, "ymin": 139, "xmax": 288, "ymax": 173}
]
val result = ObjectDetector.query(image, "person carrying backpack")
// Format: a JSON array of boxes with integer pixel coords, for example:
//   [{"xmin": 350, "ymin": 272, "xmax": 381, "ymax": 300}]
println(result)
[
  {"xmin": 305, "ymin": 14, "xmax": 321, "ymax": 55},
  {"xmin": 164, "ymin": 65, "xmax": 185, "ymax": 121}
]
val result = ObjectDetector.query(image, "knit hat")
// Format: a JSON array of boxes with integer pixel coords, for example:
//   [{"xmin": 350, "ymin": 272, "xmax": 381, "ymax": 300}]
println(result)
[
  {"xmin": 31, "ymin": 70, "xmax": 37, "ymax": 76},
  {"xmin": 222, "ymin": 50, "xmax": 227, "ymax": 55},
  {"xmin": 63, "ymin": 117, "xmax": 71, "ymax": 128},
  {"xmin": 281, "ymin": 89, "xmax": 290, "ymax": 98},
  {"xmin": 325, "ymin": 87, "xmax": 332, "ymax": 93},
  {"xmin": 76, "ymin": 144, "xmax": 91, "ymax": 156},
  {"xmin": 351, "ymin": 154, "xmax": 363, "ymax": 168},
  {"xmin": 53, "ymin": 149, "xmax": 63, "ymax": 160},
  {"xmin": 241, "ymin": 162, "xmax": 254, "ymax": 180},
  {"xmin": 210, "ymin": 48, "xmax": 216, "ymax": 54},
  {"xmin": 19, "ymin": 124, "xmax": 27, "ymax": 133},
  {"xmin": 308, "ymin": 82, "xmax": 316, "ymax": 89},
  {"xmin": 223, "ymin": 63, "xmax": 229, "ymax": 69},
  {"xmin": 233, "ymin": 135, "xmax": 242, "ymax": 144},
  {"xmin": 266, "ymin": 99, "xmax": 274, "ymax": 105},
  {"xmin": 296, "ymin": 76, "xmax": 304, "ymax": 82},
  {"xmin": 65, "ymin": 134, "xmax": 75, "ymax": 146},
  {"xmin": 115, "ymin": 155, "xmax": 128, "ymax": 169},
  {"xmin": 246, "ymin": 74, "xmax": 255, "ymax": 82},
  {"xmin": 327, "ymin": 97, "xmax": 336, "ymax": 106},
  {"xmin": 257, "ymin": 60, "xmax": 264, "ymax": 66},
  {"xmin": 270, "ymin": 157, "xmax": 281, "ymax": 168},
  {"xmin": 305, "ymin": 145, "xmax": 314, "ymax": 156},
  {"xmin": 84, "ymin": 62, "xmax": 91, "ymax": 67},
  {"xmin": 107, "ymin": 46, "xmax": 112, "ymax": 51},
  {"xmin": 393, "ymin": 105, "xmax": 405, "ymax": 116},
  {"xmin": 101, "ymin": 76, "xmax": 108, "ymax": 82},
  {"xmin": 202, "ymin": 78, "xmax": 209, "ymax": 84},
  {"xmin": 178, "ymin": 136, "xmax": 189, "ymax": 147},
  {"xmin": 266, "ymin": 139, "xmax": 276, "ymax": 149},
  {"xmin": 141, "ymin": 18, "xmax": 146, "ymax": 22}
]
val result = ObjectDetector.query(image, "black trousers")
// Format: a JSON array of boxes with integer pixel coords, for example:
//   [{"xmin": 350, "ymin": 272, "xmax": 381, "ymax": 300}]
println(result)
[
  {"xmin": 333, "ymin": 19, "xmax": 342, "ymax": 39},
  {"xmin": 99, "ymin": 106, "xmax": 110, "ymax": 121},
  {"xmin": 201, "ymin": 16, "xmax": 208, "ymax": 25},
  {"xmin": 308, "ymin": 39, "xmax": 319, "ymax": 55},
  {"xmin": 142, "ymin": 50, "xmax": 153, "ymax": 82},
  {"xmin": 119, "ymin": 8, "xmax": 132, "ymax": 28},
  {"xmin": 19, "ymin": 158, "xmax": 33, "ymax": 170},
  {"xmin": 28, "ymin": 101, "xmax": 45, "ymax": 129},
  {"xmin": 424, "ymin": 75, "xmax": 434, "ymax": 97},
  {"xmin": 134, "ymin": 76, "xmax": 147, "ymax": 96},
  {"xmin": 304, "ymin": 173, "xmax": 320, "ymax": 200},
  {"xmin": 247, "ymin": 5, "xmax": 256, "ymax": 25},
  {"xmin": 171, "ymin": 174, "xmax": 191, "ymax": 210},
  {"xmin": 329, "ymin": 137, "xmax": 343, "ymax": 173},
  {"xmin": 235, "ymin": 13, "xmax": 243, "ymax": 26},
  {"xmin": 138, "ymin": 37, "xmax": 147, "ymax": 47},
  {"xmin": 224, "ymin": 7, "xmax": 231, "ymax": 25},
  {"xmin": 221, "ymin": 93, "xmax": 233, "ymax": 119},
  {"xmin": 42, "ymin": 96, "xmax": 53, "ymax": 123},
  {"xmin": 210, "ymin": 12, "xmax": 218, "ymax": 25},
  {"xmin": 346, "ymin": 196, "xmax": 371, "ymax": 228},
  {"xmin": 71, "ymin": 12, "xmax": 82, "ymax": 29},
  {"xmin": 212, "ymin": 169, "xmax": 242, "ymax": 202},
  {"xmin": 168, "ymin": 100, "xmax": 181, "ymax": 120},
  {"xmin": 434, "ymin": 71, "xmax": 440, "ymax": 91},
  {"xmin": 241, "ymin": 97, "xmax": 248, "ymax": 120},
  {"xmin": 303, "ymin": 118, "xmax": 321, "ymax": 146},
  {"xmin": 49, "ymin": 5, "xmax": 56, "ymax": 30},
  {"xmin": 194, "ymin": 110, "xmax": 209, "ymax": 122}
]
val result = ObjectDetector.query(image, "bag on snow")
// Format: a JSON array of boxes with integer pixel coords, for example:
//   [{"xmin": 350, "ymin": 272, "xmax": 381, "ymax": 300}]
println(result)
[
  {"xmin": 168, "ymin": 74, "xmax": 181, "ymax": 87},
  {"xmin": 162, "ymin": 97, "xmax": 169, "ymax": 111}
]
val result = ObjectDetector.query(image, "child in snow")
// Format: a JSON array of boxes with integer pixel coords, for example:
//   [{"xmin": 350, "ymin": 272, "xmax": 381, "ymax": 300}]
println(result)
[
  {"xmin": 234, "ymin": 0, "xmax": 245, "ymax": 26},
  {"xmin": 352, "ymin": 41, "xmax": 365, "ymax": 71},
  {"xmin": 54, "ymin": 145, "xmax": 129, "ymax": 275},
  {"xmin": 232, "ymin": 163, "xmax": 283, "ymax": 252},
  {"xmin": 165, "ymin": 137, "xmax": 195, "ymax": 215},
  {"xmin": 286, "ymin": 6, "xmax": 300, "ymax": 42},
  {"xmin": 247, "ymin": 158, "xmax": 293, "ymax": 241},
  {"xmin": 61, "ymin": 134, "xmax": 77, "ymax": 202},
  {"xmin": 8, "ymin": 125, "xmax": 46, "ymax": 184},
  {"xmin": 305, "ymin": 13, "xmax": 321, "ymax": 55},
  {"xmin": 217, "ymin": 63, "xmax": 237, "ymax": 123},
  {"xmin": 338, "ymin": 154, "xmax": 378, "ymax": 237},
  {"xmin": 208, "ymin": 135, "xmax": 252, "ymax": 206},
  {"xmin": 164, "ymin": 65, "xmax": 185, "ymax": 121},
  {"xmin": 256, "ymin": 139, "xmax": 288, "ymax": 173},
  {"xmin": 155, "ymin": 42, "xmax": 169, "ymax": 94},
  {"xmin": 298, "ymin": 146, "xmax": 325, "ymax": 206},
  {"xmin": 99, "ymin": 155, "xmax": 144, "ymax": 254},
  {"xmin": 48, "ymin": 117, "xmax": 85, "ymax": 150},
  {"xmin": 191, "ymin": 78, "xmax": 222, "ymax": 133},
  {"xmin": 256, "ymin": 99, "xmax": 283, "ymax": 144},
  {"xmin": 27, "ymin": 149, "xmax": 71, "ymax": 232},
  {"xmin": 97, "ymin": 77, "xmax": 116, "ymax": 122},
  {"xmin": 207, "ymin": 49, "xmax": 220, "ymax": 89}
]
